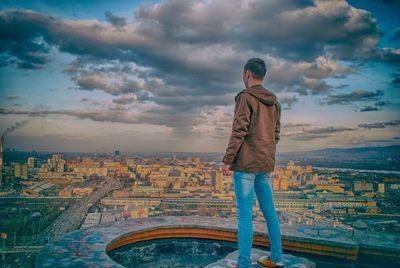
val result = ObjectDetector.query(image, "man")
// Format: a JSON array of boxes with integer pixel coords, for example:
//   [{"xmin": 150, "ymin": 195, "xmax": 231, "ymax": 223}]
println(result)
[{"xmin": 221, "ymin": 58, "xmax": 283, "ymax": 268}]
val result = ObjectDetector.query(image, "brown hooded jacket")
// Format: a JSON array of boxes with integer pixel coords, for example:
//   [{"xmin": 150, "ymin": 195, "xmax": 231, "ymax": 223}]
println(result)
[{"xmin": 222, "ymin": 84, "xmax": 281, "ymax": 172}]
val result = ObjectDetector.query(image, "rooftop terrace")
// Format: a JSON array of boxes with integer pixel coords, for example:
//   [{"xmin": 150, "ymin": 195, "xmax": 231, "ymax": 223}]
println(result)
[{"xmin": 35, "ymin": 216, "xmax": 400, "ymax": 267}]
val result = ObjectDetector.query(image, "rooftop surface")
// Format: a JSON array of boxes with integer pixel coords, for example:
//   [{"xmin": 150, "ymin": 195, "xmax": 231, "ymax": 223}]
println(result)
[
  {"xmin": 35, "ymin": 216, "xmax": 400, "ymax": 267},
  {"xmin": 205, "ymin": 248, "xmax": 315, "ymax": 268}
]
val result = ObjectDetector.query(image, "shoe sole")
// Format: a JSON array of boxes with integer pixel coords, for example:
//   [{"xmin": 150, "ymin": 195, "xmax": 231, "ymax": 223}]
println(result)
[{"xmin": 257, "ymin": 263, "xmax": 284, "ymax": 268}]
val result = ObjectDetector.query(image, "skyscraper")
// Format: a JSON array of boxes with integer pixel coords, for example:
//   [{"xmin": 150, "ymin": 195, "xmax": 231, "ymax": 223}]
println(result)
[
  {"xmin": 14, "ymin": 162, "xmax": 28, "ymax": 179},
  {"xmin": 14, "ymin": 162, "xmax": 21, "ymax": 178},
  {"xmin": 27, "ymin": 157, "xmax": 36, "ymax": 169},
  {"xmin": 211, "ymin": 169, "xmax": 224, "ymax": 193}
]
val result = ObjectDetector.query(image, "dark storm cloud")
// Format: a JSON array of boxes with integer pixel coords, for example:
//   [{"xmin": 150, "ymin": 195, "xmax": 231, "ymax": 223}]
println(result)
[
  {"xmin": 322, "ymin": 89, "xmax": 384, "ymax": 105},
  {"xmin": 0, "ymin": 9, "xmax": 157, "ymax": 67},
  {"xmin": 105, "ymin": 11, "xmax": 127, "ymax": 28},
  {"xmin": 0, "ymin": 0, "xmax": 388, "ymax": 87},
  {"xmin": 134, "ymin": 0, "xmax": 383, "ymax": 60},
  {"xmin": 0, "ymin": 0, "xmax": 398, "ymax": 133},
  {"xmin": 0, "ymin": 10, "xmax": 52, "ymax": 69},
  {"xmin": 358, "ymin": 119, "xmax": 400, "ymax": 129}
]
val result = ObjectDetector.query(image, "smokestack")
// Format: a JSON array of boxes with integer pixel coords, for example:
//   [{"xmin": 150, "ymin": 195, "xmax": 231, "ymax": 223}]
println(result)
[
  {"xmin": 0, "ymin": 135, "xmax": 3, "ymax": 185},
  {"xmin": 1, "ymin": 120, "xmax": 29, "ymax": 185}
]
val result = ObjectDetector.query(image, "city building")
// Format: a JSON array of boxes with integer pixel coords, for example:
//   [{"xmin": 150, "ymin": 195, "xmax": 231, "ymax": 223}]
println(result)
[
  {"xmin": 14, "ymin": 162, "xmax": 28, "ymax": 179},
  {"xmin": 27, "ymin": 157, "xmax": 36, "ymax": 169},
  {"xmin": 354, "ymin": 181, "xmax": 373, "ymax": 192},
  {"xmin": 211, "ymin": 169, "xmax": 224, "ymax": 192},
  {"xmin": 21, "ymin": 181, "xmax": 55, "ymax": 196}
]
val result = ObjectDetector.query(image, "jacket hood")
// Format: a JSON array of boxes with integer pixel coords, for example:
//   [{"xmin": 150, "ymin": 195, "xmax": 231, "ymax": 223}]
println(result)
[{"xmin": 235, "ymin": 85, "xmax": 276, "ymax": 106}]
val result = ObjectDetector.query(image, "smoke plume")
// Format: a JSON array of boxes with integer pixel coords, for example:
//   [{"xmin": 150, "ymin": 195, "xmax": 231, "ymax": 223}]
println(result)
[{"xmin": 2, "ymin": 120, "xmax": 29, "ymax": 138}]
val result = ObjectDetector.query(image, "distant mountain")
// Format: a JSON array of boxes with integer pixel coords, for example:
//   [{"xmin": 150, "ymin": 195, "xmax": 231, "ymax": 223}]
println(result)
[
  {"xmin": 277, "ymin": 145, "xmax": 400, "ymax": 171},
  {"xmin": 291, "ymin": 145, "xmax": 400, "ymax": 157}
]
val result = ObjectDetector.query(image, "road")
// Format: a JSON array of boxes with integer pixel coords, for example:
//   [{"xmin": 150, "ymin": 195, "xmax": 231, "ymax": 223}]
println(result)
[{"xmin": 1, "ymin": 175, "xmax": 123, "ymax": 268}]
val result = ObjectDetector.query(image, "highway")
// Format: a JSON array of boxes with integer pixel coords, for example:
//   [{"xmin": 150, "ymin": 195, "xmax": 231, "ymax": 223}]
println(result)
[
  {"xmin": 1, "ymin": 175, "xmax": 123, "ymax": 268},
  {"xmin": 34, "ymin": 175, "xmax": 123, "ymax": 244}
]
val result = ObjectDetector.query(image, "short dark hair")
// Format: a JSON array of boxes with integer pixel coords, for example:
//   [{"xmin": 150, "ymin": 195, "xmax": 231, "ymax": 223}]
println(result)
[{"xmin": 243, "ymin": 58, "xmax": 267, "ymax": 80}]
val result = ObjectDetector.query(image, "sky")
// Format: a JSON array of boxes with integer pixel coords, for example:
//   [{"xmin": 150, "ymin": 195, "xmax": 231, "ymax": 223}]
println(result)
[{"xmin": 0, "ymin": 0, "xmax": 399, "ymax": 153}]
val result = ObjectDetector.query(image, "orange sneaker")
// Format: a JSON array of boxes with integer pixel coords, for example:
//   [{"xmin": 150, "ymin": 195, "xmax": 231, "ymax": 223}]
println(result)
[{"xmin": 257, "ymin": 256, "xmax": 284, "ymax": 268}]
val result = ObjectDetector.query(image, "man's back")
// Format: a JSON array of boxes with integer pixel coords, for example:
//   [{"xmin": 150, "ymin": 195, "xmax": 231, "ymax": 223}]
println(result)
[
  {"xmin": 222, "ymin": 57, "xmax": 284, "ymax": 268},
  {"xmin": 222, "ymin": 84, "xmax": 281, "ymax": 173}
]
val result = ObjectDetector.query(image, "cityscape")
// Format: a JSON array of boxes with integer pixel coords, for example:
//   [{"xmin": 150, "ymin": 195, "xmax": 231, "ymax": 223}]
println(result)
[
  {"xmin": 0, "ymin": 145, "xmax": 399, "ymax": 267},
  {"xmin": 1, "ymin": 0, "xmax": 400, "ymax": 267}
]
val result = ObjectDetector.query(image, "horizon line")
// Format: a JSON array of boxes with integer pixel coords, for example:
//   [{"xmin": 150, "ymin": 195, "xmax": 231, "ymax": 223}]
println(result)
[{"xmin": 2, "ymin": 144, "xmax": 398, "ymax": 155}]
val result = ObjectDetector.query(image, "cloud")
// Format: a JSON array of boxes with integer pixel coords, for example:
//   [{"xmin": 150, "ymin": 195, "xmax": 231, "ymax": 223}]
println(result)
[
  {"xmin": 0, "ymin": 1, "xmax": 398, "ymax": 136},
  {"xmin": 306, "ymin": 126, "xmax": 355, "ymax": 134},
  {"xmin": 0, "ymin": 105, "xmax": 223, "ymax": 137},
  {"xmin": 391, "ymin": 75, "xmax": 400, "ymax": 87},
  {"xmin": 134, "ymin": 0, "xmax": 385, "ymax": 61},
  {"xmin": 6, "ymin": 95, "xmax": 19, "ymax": 100},
  {"xmin": 112, "ymin": 95, "xmax": 137, "ymax": 105},
  {"xmin": 371, "ymin": 47, "xmax": 400, "ymax": 64},
  {"xmin": 392, "ymin": 27, "xmax": 400, "ymax": 41},
  {"xmin": 0, "ymin": 0, "xmax": 386, "ymax": 94},
  {"xmin": 105, "ymin": 11, "xmax": 127, "ymax": 28},
  {"xmin": 383, "ymin": 0, "xmax": 400, "ymax": 5},
  {"xmin": 359, "ymin": 101, "xmax": 388, "ymax": 112},
  {"xmin": 64, "ymin": 58, "xmax": 153, "ymax": 98},
  {"xmin": 266, "ymin": 55, "xmax": 353, "ymax": 95},
  {"xmin": 277, "ymin": 94, "xmax": 298, "ymax": 109},
  {"xmin": 283, "ymin": 122, "xmax": 312, "ymax": 128},
  {"xmin": 282, "ymin": 126, "xmax": 356, "ymax": 140},
  {"xmin": 76, "ymin": 74, "xmax": 112, "ymax": 91},
  {"xmin": 359, "ymin": 105, "xmax": 380, "ymax": 112},
  {"xmin": 358, "ymin": 119, "xmax": 400, "ymax": 129},
  {"xmin": 322, "ymin": 89, "xmax": 384, "ymax": 105},
  {"xmin": 0, "ymin": 106, "xmax": 146, "ymax": 128},
  {"xmin": 342, "ymin": 135, "xmax": 400, "ymax": 147}
]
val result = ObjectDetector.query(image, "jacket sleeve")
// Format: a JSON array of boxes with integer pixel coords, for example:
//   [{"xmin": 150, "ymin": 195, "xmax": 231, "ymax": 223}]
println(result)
[
  {"xmin": 222, "ymin": 93, "xmax": 252, "ymax": 165},
  {"xmin": 275, "ymin": 101, "xmax": 281, "ymax": 144}
]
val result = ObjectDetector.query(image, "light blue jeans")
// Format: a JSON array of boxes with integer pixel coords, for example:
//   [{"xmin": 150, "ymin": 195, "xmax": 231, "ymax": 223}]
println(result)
[{"xmin": 233, "ymin": 171, "xmax": 283, "ymax": 267}]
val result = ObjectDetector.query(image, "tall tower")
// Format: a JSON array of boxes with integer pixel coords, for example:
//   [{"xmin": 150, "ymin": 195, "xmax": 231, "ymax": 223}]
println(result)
[
  {"xmin": 0, "ymin": 135, "xmax": 3, "ymax": 185},
  {"xmin": 14, "ymin": 162, "xmax": 22, "ymax": 178},
  {"xmin": 27, "ymin": 157, "xmax": 36, "ymax": 169},
  {"xmin": 211, "ymin": 169, "xmax": 224, "ymax": 192}
]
